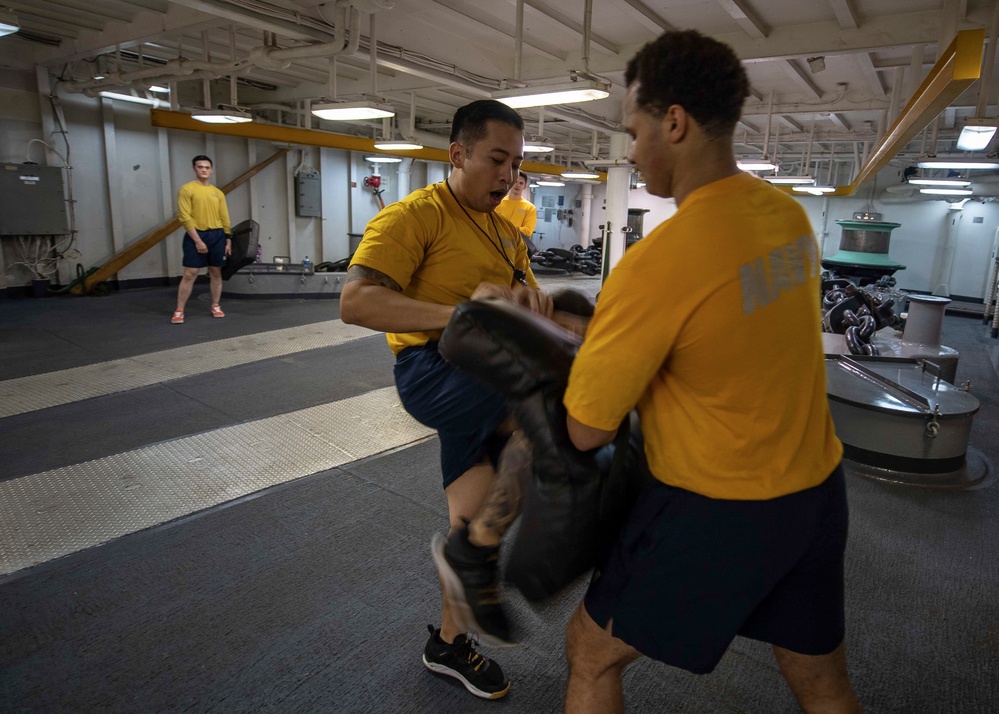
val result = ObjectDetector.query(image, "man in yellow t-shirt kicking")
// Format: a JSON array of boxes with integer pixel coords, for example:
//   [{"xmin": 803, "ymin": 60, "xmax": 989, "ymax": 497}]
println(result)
[
  {"xmin": 172, "ymin": 155, "xmax": 231, "ymax": 324},
  {"xmin": 340, "ymin": 100, "xmax": 553, "ymax": 701},
  {"xmin": 562, "ymin": 31, "xmax": 862, "ymax": 714}
]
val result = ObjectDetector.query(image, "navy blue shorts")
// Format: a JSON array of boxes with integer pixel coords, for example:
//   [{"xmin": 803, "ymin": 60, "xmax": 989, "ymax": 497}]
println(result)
[
  {"xmin": 584, "ymin": 464, "xmax": 849, "ymax": 674},
  {"xmin": 182, "ymin": 228, "xmax": 227, "ymax": 268},
  {"xmin": 394, "ymin": 341, "xmax": 509, "ymax": 488}
]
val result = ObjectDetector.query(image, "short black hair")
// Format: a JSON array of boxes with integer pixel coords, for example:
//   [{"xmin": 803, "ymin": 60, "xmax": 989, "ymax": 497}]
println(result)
[
  {"xmin": 518, "ymin": 171, "xmax": 529, "ymax": 182},
  {"xmin": 624, "ymin": 30, "xmax": 749, "ymax": 138},
  {"xmin": 192, "ymin": 155, "xmax": 213, "ymax": 167},
  {"xmin": 450, "ymin": 100, "xmax": 524, "ymax": 147}
]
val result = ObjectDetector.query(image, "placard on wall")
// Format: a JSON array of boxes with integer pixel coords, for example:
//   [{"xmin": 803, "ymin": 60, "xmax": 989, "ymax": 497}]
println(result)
[{"xmin": 0, "ymin": 165, "xmax": 69, "ymax": 236}]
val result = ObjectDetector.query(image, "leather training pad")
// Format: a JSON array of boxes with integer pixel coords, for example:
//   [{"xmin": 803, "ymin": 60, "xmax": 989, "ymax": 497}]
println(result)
[{"xmin": 439, "ymin": 297, "xmax": 645, "ymax": 602}]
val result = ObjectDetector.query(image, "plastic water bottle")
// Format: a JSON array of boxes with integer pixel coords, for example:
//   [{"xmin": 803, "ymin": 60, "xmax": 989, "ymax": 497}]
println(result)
[
  {"xmin": 302, "ymin": 255, "xmax": 312, "ymax": 275},
  {"xmin": 255, "ymin": 244, "xmax": 262, "ymax": 263}
]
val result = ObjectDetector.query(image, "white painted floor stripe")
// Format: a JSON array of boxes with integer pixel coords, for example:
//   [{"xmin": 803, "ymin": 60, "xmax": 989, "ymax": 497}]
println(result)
[
  {"xmin": 0, "ymin": 387, "xmax": 434, "ymax": 576},
  {"xmin": 0, "ymin": 320, "xmax": 377, "ymax": 418}
]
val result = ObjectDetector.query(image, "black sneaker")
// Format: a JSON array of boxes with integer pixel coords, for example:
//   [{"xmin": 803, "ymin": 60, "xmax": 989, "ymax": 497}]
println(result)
[
  {"xmin": 432, "ymin": 527, "xmax": 516, "ymax": 648},
  {"xmin": 422, "ymin": 625, "xmax": 511, "ymax": 700}
]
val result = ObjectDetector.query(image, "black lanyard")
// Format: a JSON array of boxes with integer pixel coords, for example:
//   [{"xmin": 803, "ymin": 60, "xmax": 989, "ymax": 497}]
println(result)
[{"xmin": 445, "ymin": 179, "xmax": 528, "ymax": 286}]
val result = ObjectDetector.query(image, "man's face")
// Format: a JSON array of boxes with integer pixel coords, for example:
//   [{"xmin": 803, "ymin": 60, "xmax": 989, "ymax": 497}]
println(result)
[
  {"xmin": 453, "ymin": 120, "xmax": 524, "ymax": 212},
  {"xmin": 193, "ymin": 161, "xmax": 214, "ymax": 181},
  {"xmin": 509, "ymin": 175, "xmax": 527, "ymax": 198},
  {"xmin": 622, "ymin": 83, "xmax": 673, "ymax": 199}
]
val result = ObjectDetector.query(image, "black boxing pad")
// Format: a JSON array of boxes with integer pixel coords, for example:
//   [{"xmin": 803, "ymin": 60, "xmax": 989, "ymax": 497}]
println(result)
[
  {"xmin": 221, "ymin": 218, "xmax": 260, "ymax": 280},
  {"xmin": 440, "ymin": 297, "xmax": 582, "ymax": 399},
  {"xmin": 439, "ymin": 297, "xmax": 644, "ymax": 601}
]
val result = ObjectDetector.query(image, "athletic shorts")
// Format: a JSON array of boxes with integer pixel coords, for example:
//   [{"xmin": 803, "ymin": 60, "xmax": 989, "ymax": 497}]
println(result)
[
  {"xmin": 182, "ymin": 228, "xmax": 227, "ymax": 268},
  {"xmin": 584, "ymin": 464, "xmax": 849, "ymax": 674},
  {"xmin": 394, "ymin": 341, "xmax": 509, "ymax": 488}
]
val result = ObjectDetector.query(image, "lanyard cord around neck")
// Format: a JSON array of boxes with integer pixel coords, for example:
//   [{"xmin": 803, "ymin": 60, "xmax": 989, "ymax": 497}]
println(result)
[{"xmin": 445, "ymin": 179, "xmax": 528, "ymax": 286}]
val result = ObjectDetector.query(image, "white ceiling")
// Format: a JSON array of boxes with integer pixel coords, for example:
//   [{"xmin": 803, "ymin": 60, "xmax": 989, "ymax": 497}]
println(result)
[{"xmin": 4, "ymin": 0, "xmax": 999, "ymax": 183}]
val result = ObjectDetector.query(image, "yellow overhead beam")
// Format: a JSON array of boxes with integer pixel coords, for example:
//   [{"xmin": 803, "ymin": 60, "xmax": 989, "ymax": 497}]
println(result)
[
  {"xmin": 149, "ymin": 109, "xmax": 603, "ymax": 180},
  {"xmin": 844, "ymin": 28, "xmax": 985, "ymax": 195}
]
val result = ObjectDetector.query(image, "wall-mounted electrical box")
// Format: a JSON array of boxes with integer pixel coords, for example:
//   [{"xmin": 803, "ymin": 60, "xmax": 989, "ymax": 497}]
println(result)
[
  {"xmin": 0, "ymin": 165, "xmax": 69, "ymax": 236},
  {"xmin": 295, "ymin": 171, "xmax": 322, "ymax": 218}
]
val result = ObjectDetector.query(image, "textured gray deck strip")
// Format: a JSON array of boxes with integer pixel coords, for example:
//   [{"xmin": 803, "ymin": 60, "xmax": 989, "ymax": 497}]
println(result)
[
  {"xmin": 0, "ymin": 319, "xmax": 375, "ymax": 418},
  {"xmin": 0, "ymin": 387, "xmax": 432, "ymax": 576}
]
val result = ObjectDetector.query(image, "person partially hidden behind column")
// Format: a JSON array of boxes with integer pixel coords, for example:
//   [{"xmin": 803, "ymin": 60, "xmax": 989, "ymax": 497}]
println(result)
[
  {"xmin": 561, "ymin": 30, "xmax": 863, "ymax": 714},
  {"xmin": 339, "ymin": 99, "xmax": 554, "ymax": 701},
  {"xmin": 495, "ymin": 170, "xmax": 538, "ymax": 252},
  {"xmin": 172, "ymin": 154, "xmax": 231, "ymax": 324}
]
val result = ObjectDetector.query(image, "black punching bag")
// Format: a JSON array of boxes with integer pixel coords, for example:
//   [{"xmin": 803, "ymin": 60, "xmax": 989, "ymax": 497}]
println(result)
[{"xmin": 439, "ymin": 297, "xmax": 645, "ymax": 602}]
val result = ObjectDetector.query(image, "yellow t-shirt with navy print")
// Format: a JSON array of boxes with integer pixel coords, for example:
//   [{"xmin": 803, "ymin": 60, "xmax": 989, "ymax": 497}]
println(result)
[
  {"xmin": 564, "ymin": 172, "xmax": 842, "ymax": 500},
  {"xmin": 351, "ymin": 182, "xmax": 538, "ymax": 355},
  {"xmin": 495, "ymin": 196, "xmax": 537, "ymax": 239}
]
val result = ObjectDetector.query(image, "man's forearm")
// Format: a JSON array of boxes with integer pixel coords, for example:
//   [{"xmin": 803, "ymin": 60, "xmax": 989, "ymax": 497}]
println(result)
[{"xmin": 340, "ymin": 282, "xmax": 456, "ymax": 333}]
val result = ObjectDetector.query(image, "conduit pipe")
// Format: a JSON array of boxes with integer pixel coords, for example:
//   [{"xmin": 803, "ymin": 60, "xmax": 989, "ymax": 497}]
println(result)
[{"xmin": 60, "ymin": 5, "xmax": 359, "ymax": 93}]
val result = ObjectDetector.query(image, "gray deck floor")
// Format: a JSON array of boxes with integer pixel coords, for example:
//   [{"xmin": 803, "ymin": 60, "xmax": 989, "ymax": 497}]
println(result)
[{"xmin": 0, "ymin": 277, "xmax": 997, "ymax": 713}]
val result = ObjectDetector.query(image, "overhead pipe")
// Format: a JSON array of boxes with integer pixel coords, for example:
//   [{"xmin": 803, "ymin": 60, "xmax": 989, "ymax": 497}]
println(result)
[
  {"xmin": 514, "ymin": 0, "xmax": 524, "ymax": 83},
  {"xmin": 59, "ymin": 5, "xmax": 358, "ymax": 93},
  {"xmin": 975, "ymin": 1, "xmax": 999, "ymax": 117}
]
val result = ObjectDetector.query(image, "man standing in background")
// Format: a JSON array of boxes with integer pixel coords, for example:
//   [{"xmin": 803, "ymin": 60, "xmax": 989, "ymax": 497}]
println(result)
[
  {"xmin": 495, "ymin": 171, "xmax": 538, "ymax": 252},
  {"xmin": 172, "ymin": 155, "xmax": 231, "ymax": 324}
]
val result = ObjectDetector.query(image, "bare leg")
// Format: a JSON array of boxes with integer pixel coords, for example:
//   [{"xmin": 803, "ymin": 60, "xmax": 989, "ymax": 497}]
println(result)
[
  {"xmin": 565, "ymin": 603, "xmax": 641, "ymax": 714},
  {"xmin": 772, "ymin": 642, "xmax": 862, "ymax": 713},
  {"xmin": 467, "ymin": 430, "xmax": 532, "ymax": 548},
  {"xmin": 440, "ymin": 463, "xmax": 496, "ymax": 643},
  {"xmin": 208, "ymin": 265, "xmax": 223, "ymax": 306},
  {"xmin": 175, "ymin": 267, "xmax": 199, "ymax": 312}
]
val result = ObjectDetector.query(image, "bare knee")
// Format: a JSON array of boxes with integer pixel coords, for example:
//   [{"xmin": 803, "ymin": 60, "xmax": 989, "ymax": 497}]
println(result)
[{"xmin": 566, "ymin": 603, "xmax": 640, "ymax": 677}]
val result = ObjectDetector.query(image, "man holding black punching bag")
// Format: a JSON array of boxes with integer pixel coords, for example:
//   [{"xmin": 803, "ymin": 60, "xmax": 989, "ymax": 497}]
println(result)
[{"xmin": 562, "ymin": 31, "xmax": 862, "ymax": 713}]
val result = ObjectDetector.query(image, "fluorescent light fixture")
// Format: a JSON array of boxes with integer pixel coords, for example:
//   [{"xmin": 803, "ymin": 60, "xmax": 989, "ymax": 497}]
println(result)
[
  {"xmin": 528, "ymin": 182, "xmax": 540, "ymax": 188},
  {"xmin": 311, "ymin": 100, "xmax": 395, "ymax": 120},
  {"xmin": 0, "ymin": 8, "xmax": 18, "ymax": 36},
  {"xmin": 191, "ymin": 106, "xmax": 252, "ymax": 123},
  {"xmin": 919, "ymin": 187, "xmax": 973, "ymax": 195},
  {"xmin": 372, "ymin": 138, "xmax": 423, "ymax": 150},
  {"xmin": 364, "ymin": 155, "xmax": 403, "ymax": 163},
  {"xmin": 561, "ymin": 170, "xmax": 601, "ymax": 179},
  {"xmin": 493, "ymin": 79, "xmax": 610, "ymax": 109},
  {"xmin": 98, "ymin": 91, "xmax": 166, "ymax": 107},
  {"xmin": 793, "ymin": 185, "xmax": 836, "ymax": 195},
  {"xmin": 916, "ymin": 157, "xmax": 999, "ymax": 169},
  {"xmin": 956, "ymin": 118, "xmax": 997, "ymax": 151},
  {"xmin": 906, "ymin": 178, "xmax": 971, "ymax": 187},
  {"xmin": 764, "ymin": 176, "xmax": 815, "ymax": 185},
  {"xmin": 737, "ymin": 159, "xmax": 779, "ymax": 171},
  {"xmin": 523, "ymin": 136, "xmax": 555, "ymax": 153},
  {"xmin": 536, "ymin": 180, "xmax": 566, "ymax": 187},
  {"xmin": 148, "ymin": 85, "xmax": 170, "ymax": 94}
]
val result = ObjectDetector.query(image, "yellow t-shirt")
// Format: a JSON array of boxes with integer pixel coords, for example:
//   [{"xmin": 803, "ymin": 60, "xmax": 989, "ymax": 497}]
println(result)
[
  {"xmin": 564, "ymin": 172, "xmax": 842, "ymax": 500},
  {"xmin": 350, "ymin": 181, "xmax": 539, "ymax": 355},
  {"xmin": 177, "ymin": 181, "xmax": 231, "ymax": 233},
  {"xmin": 495, "ymin": 196, "xmax": 537, "ymax": 239}
]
